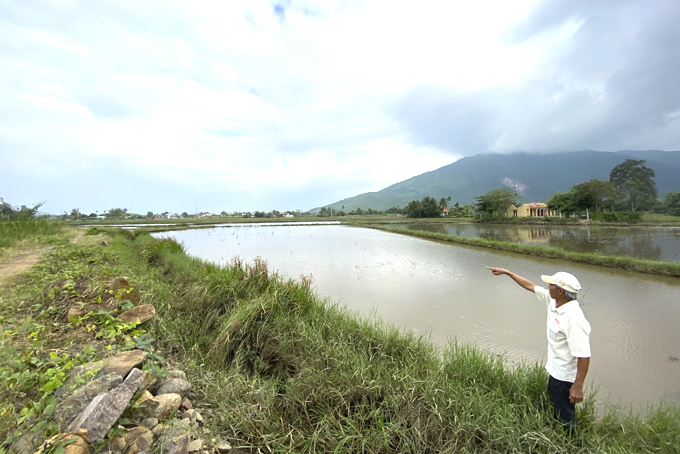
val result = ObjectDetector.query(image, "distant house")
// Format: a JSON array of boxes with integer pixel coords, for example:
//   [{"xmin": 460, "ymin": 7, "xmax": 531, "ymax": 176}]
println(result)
[
  {"xmin": 441, "ymin": 208, "xmax": 450, "ymax": 217},
  {"xmin": 507, "ymin": 202, "xmax": 554, "ymax": 218}
]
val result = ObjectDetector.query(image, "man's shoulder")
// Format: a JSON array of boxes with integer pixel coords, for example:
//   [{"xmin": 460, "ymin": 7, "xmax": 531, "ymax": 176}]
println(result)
[
  {"xmin": 534, "ymin": 285, "xmax": 549, "ymax": 297},
  {"xmin": 564, "ymin": 301, "xmax": 591, "ymax": 331}
]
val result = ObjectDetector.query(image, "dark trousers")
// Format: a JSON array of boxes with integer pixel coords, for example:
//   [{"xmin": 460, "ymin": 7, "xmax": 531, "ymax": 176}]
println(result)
[{"xmin": 547, "ymin": 375, "xmax": 577, "ymax": 434}]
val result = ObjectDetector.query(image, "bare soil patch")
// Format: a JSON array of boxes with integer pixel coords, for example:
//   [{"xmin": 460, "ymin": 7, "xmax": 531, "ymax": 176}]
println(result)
[
  {"xmin": 0, "ymin": 247, "xmax": 55, "ymax": 285},
  {"xmin": 0, "ymin": 229, "xmax": 85, "ymax": 285}
]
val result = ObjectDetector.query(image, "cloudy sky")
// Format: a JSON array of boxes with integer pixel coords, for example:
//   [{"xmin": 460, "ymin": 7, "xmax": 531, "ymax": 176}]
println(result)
[{"xmin": 2, "ymin": 0, "xmax": 679, "ymax": 215}]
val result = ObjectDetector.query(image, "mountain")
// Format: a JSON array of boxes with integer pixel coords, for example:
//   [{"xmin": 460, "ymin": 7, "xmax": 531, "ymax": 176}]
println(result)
[{"xmin": 324, "ymin": 150, "xmax": 680, "ymax": 211}]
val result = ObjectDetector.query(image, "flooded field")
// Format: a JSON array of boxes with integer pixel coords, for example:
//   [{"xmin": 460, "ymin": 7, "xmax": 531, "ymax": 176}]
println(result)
[
  {"xmin": 379, "ymin": 222, "xmax": 680, "ymax": 262},
  {"xmin": 155, "ymin": 223, "xmax": 680, "ymax": 412}
]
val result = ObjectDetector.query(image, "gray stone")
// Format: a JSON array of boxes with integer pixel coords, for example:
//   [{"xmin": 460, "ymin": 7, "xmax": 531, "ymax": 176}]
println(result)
[
  {"xmin": 119, "ymin": 305, "xmax": 155, "ymax": 325},
  {"xmin": 176, "ymin": 418, "xmax": 191, "ymax": 429},
  {"xmin": 156, "ymin": 378, "xmax": 192, "ymax": 398},
  {"xmin": 154, "ymin": 393, "xmax": 183, "ymax": 420},
  {"xmin": 140, "ymin": 417, "xmax": 159, "ymax": 429},
  {"xmin": 152, "ymin": 424, "xmax": 167, "ymax": 437},
  {"xmin": 131, "ymin": 391, "xmax": 159, "ymax": 420},
  {"xmin": 55, "ymin": 373, "xmax": 123, "ymax": 429},
  {"xmin": 168, "ymin": 370, "xmax": 187, "ymax": 381},
  {"xmin": 215, "ymin": 441, "xmax": 232, "ymax": 453},
  {"xmin": 132, "ymin": 392, "xmax": 181, "ymax": 421},
  {"xmin": 110, "ymin": 277, "xmax": 141, "ymax": 306},
  {"xmin": 10, "ymin": 430, "xmax": 45, "ymax": 454},
  {"xmin": 97, "ymin": 350, "xmax": 147, "ymax": 379},
  {"xmin": 67, "ymin": 368, "xmax": 146, "ymax": 441},
  {"xmin": 180, "ymin": 409, "xmax": 203, "ymax": 425},
  {"xmin": 187, "ymin": 440, "xmax": 203, "ymax": 452},
  {"xmin": 111, "ymin": 434, "xmax": 127, "ymax": 451},
  {"xmin": 122, "ymin": 427, "xmax": 154, "ymax": 454},
  {"xmin": 138, "ymin": 370, "xmax": 158, "ymax": 395},
  {"xmin": 57, "ymin": 361, "xmax": 105, "ymax": 398},
  {"xmin": 161, "ymin": 435, "xmax": 189, "ymax": 454},
  {"xmin": 59, "ymin": 350, "xmax": 146, "ymax": 399}
]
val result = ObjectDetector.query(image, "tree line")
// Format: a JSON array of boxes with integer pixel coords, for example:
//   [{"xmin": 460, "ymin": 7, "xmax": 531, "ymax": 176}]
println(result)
[
  {"xmin": 402, "ymin": 159, "xmax": 680, "ymax": 219},
  {"xmin": 0, "ymin": 198, "xmax": 43, "ymax": 220}
]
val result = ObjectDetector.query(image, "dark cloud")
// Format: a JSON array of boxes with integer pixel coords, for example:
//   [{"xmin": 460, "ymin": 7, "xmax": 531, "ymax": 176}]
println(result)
[
  {"xmin": 392, "ymin": 0, "xmax": 680, "ymax": 155},
  {"xmin": 390, "ymin": 87, "xmax": 492, "ymax": 154}
]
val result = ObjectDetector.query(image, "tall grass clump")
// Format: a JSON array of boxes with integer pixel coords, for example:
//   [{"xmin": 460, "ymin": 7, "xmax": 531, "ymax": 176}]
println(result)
[{"xmin": 0, "ymin": 218, "xmax": 65, "ymax": 250}]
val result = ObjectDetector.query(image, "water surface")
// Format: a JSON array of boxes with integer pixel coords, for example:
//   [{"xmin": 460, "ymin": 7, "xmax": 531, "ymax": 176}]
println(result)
[
  {"xmin": 156, "ymin": 223, "xmax": 680, "ymax": 412},
  {"xmin": 379, "ymin": 222, "xmax": 680, "ymax": 262}
]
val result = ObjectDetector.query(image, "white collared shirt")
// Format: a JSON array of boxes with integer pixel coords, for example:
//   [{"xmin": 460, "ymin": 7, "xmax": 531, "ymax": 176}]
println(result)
[{"xmin": 535, "ymin": 286, "xmax": 591, "ymax": 382}]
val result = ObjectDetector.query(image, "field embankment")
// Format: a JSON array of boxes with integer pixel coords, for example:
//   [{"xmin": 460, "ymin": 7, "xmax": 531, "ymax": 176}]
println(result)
[
  {"xmin": 360, "ymin": 225, "xmax": 680, "ymax": 278},
  {"xmin": 1, "ymin": 229, "xmax": 679, "ymax": 453}
]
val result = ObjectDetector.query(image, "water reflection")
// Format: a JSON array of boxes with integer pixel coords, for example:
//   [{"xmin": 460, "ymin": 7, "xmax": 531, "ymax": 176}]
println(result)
[
  {"xmin": 154, "ymin": 224, "xmax": 680, "ymax": 412},
  {"xmin": 382, "ymin": 223, "xmax": 679, "ymax": 262}
]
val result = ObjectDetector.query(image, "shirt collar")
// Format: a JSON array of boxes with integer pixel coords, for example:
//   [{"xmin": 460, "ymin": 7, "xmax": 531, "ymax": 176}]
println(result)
[{"xmin": 553, "ymin": 299, "xmax": 578, "ymax": 314}]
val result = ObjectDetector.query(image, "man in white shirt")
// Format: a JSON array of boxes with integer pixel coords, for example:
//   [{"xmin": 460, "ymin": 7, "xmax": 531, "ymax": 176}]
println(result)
[{"xmin": 486, "ymin": 267, "xmax": 591, "ymax": 433}]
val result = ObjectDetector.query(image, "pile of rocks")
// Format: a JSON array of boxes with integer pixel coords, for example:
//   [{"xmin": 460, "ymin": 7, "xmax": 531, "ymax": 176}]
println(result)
[
  {"xmin": 16, "ymin": 349, "xmax": 231, "ymax": 454},
  {"xmin": 12, "ymin": 277, "xmax": 239, "ymax": 454}
]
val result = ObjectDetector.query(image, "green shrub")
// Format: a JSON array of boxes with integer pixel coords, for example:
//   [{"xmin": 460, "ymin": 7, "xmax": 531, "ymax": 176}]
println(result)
[{"xmin": 84, "ymin": 226, "xmax": 110, "ymax": 236}]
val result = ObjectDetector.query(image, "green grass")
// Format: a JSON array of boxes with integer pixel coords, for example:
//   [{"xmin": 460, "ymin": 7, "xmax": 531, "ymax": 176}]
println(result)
[
  {"xmin": 364, "ymin": 226, "xmax": 680, "ymax": 278},
  {"xmin": 0, "ymin": 218, "xmax": 66, "ymax": 251},
  {"xmin": 641, "ymin": 213, "xmax": 680, "ymax": 224},
  {"xmin": 2, "ymin": 231, "xmax": 679, "ymax": 453}
]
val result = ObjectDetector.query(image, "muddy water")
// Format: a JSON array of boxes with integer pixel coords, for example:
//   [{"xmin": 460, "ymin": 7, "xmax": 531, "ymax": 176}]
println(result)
[
  {"xmin": 380, "ymin": 222, "xmax": 680, "ymax": 262},
  {"xmin": 156, "ymin": 224, "xmax": 680, "ymax": 411}
]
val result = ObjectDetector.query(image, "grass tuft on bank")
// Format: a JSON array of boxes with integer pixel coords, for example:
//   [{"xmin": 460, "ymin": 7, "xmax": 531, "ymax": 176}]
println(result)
[{"xmin": 2, "ymin": 230, "xmax": 679, "ymax": 453}]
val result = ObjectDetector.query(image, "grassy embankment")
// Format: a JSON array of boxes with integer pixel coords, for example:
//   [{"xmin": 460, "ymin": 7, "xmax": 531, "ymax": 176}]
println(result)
[
  {"xmin": 356, "ymin": 224, "xmax": 680, "ymax": 278},
  {"xmin": 2, "ymin": 227, "xmax": 679, "ymax": 453}
]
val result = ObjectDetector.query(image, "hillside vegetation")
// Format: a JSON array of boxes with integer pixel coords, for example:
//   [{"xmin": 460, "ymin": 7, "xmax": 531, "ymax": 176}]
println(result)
[{"xmin": 326, "ymin": 150, "xmax": 680, "ymax": 212}]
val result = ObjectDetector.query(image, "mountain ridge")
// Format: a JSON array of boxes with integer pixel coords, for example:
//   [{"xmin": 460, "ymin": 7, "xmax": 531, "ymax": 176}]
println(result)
[{"xmin": 321, "ymin": 150, "xmax": 680, "ymax": 212}]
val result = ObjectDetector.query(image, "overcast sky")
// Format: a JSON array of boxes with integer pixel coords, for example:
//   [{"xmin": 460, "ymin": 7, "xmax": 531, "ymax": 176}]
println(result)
[{"xmin": 2, "ymin": 0, "xmax": 679, "ymax": 215}]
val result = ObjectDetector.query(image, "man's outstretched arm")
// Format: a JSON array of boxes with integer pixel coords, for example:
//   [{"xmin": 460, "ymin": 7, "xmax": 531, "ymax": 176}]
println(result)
[{"xmin": 486, "ymin": 267, "xmax": 536, "ymax": 292}]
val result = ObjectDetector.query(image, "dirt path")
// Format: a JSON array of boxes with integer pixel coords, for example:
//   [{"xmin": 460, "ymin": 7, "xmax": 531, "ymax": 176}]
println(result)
[
  {"xmin": 0, "ymin": 247, "xmax": 53, "ymax": 284},
  {"xmin": 0, "ymin": 230, "xmax": 85, "ymax": 285}
]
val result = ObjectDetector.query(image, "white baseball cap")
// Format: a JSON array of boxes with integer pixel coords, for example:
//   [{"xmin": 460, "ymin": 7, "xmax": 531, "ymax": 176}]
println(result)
[{"xmin": 541, "ymin": 272, "xmax": 581, "ymax": 293}]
